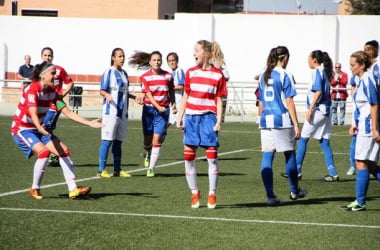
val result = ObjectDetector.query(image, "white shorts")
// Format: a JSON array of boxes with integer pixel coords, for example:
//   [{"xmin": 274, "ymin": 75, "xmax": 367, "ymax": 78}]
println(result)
[
  {"xmin": 301, "ymin": 110, "xmax": 332, "ymax": 140},
  {"xmin": 260, "ymin": 128, "xmax": 296, "ymax": 152},
  {"xmin": 101, "ymin": 115, "xmax": 128, "ymax": 141},
  {"xmin": 355, "ymin": 136, "xmax": 379, "ymax": 162}
]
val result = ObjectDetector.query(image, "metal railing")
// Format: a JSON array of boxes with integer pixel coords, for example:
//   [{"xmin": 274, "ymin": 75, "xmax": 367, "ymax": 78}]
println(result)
[{"xmin": 0, "ymin": 79, "xmax": 354, "ymax": 123}]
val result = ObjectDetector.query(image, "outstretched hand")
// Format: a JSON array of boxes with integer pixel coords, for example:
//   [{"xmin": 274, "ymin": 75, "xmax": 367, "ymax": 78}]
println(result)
[{"xmin": 88, "ymin": 118, "xmax": 105, "ymax": 128}]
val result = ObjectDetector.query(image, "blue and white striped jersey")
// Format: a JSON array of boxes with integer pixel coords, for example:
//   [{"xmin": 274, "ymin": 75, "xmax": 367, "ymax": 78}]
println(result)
[
  {"xmin": 307, "ymin": 65, "xmax": 331, "ymax": 115},
  {"xmin": 353, "ymin": 71, "xmax": 378, "ymax": 136},
  {"xmin": 100, "ymin": 66, "xmax": 129, "ymax": 118},
  {"xmin": 258, "ymin": 66, "xmax": 297, "ymax": 129}
]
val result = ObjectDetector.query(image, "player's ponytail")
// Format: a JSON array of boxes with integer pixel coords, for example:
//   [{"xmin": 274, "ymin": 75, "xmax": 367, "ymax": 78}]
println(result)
[{"xmin": 31, "ymin": 61, "xmax": 54, "ymax": 81}]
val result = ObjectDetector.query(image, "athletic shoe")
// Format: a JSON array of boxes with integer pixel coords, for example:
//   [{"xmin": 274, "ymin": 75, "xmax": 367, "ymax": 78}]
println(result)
[
  {"xmin": 280, "ymin": 172, "xmax": 302, "ymax": 180},
  {"xmin": 289, "ymin": 188, "xmax": 308, "ymax": 200},
  {"xmin": 47, "ymin": 153, "xmax": 60, "ymax": 167},
  {"xmin": 29, "ymin": 188, "xmax": 43, "ymax": 200},
  {"xmin": 191, "ymin": 191, "xmax": 201, "ymax": 208},
  {"xmin": 324, "ymin": 175, "xmax": 339, "ymax": 182},
  {"xmin": 346, "ymin": 167, "xmax": 356, "ymax": 176},
  {"xmin": 146, "ymin": 168, "xmax": 155, "ymax": 177},
  {"xmin": 207, "ymin": 194, "xmax": 216, "ymax": 209},
  {"xmin": 341, "ymin": 200, "xmax": 366, "ymax": 211},
  {"xmin": 144, "ymin": 154, "xmax": 150, "ymax": 168},
  {"xmin": 97, "ymin": 170, "xmax": 112, "ymax": 178},
  {"xmin": 69, "ymin": 186, "xmax": 91, "ymax": 200},
  {"xmin": 267, "ymin": 197, "xmax": 283, "ymax": 206},
  {"xmin": 114, "ymin": 170, "xmax": 131, "ymax": 177}
]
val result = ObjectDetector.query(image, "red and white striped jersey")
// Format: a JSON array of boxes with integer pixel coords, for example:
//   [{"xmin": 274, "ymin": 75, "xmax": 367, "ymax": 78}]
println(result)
[
  {"xmin": 184, "ymin": 65, "xmax": 227, "ymax": 115},
  {"xmin": 52, "ymin": 65, "xmax": 72, "ymax": 95},
  {"xmin": 11, "ymin": 81, "xmax": 61, "ymax": 134},
  {"xmin": 141, "ymin": 69, "xmax": 174, "ymax": 107}
]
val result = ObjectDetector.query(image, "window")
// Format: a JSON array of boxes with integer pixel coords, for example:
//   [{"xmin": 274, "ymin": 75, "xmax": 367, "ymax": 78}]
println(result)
[{"xmin": 21, "ymin": 9, "xmax": 58, "ymax": 17}]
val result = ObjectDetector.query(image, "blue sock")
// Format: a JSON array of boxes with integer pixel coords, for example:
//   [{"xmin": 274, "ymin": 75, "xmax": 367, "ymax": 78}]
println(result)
[
  {"xmin": 261, "ymin": 152, "xmax": 275, "ymax": 198},
  {"xmin": 320, "ymin": 138, "xmax": 337, "ymax": 176},
  {"xmin": 356, "ymin": 168, "xmax": 369, "ymax": 206},
  {"xmin": 285, "ymin": 151, "xmax": 298, "ymax": 193},
  {"xmin": 296, "ymin": 137, "xmax": 308, "ymax": 174},
  {"xmin": 112, "ymin": 140, "xmax": 122, "ymax": 172},
  {"xmin": 349, "ymin": 136, "xmax": 356, "ymax": 168},
  {"xmin": 99, "ymin": 140, "xmax": 112, "ymax": 173}
]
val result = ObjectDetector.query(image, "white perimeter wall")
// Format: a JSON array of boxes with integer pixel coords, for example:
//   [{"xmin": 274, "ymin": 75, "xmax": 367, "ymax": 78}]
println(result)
[{"xmin": 0, "ymin": 13, "xmax": 379, "ymax": 84}]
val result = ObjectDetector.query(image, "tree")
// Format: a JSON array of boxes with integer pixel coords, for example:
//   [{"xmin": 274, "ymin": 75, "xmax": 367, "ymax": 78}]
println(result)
[{"xmin": 344, "ymin": 0, "xmax": 380, "ymax": 15}]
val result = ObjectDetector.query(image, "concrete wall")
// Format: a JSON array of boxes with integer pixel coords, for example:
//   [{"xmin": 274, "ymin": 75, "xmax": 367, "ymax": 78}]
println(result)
[{"xmin": 0, "ymin": 13, "xmax": 379, "ymax": 84}]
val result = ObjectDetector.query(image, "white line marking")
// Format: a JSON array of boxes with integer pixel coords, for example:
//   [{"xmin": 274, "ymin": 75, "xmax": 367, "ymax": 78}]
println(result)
[
  {"xmin": 0, "ymin": 149, "xmax": 248, "ymax": 197},
  {"xmin": 0, "ymin": 207, "xmax": 379, "ymax": 229}
]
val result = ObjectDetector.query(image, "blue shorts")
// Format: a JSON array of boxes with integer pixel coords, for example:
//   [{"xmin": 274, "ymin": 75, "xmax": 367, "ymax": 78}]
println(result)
[
  {"xmin": 183, "ymin": 113, "xmax": 219, "ymax": 148},
  {"xmin": 142, "ymin": 105, "xmax": 169, "ymax": 136},
  {"xmin": 12, "ymin": 129, "xmax": 56, "ymax": 159}
]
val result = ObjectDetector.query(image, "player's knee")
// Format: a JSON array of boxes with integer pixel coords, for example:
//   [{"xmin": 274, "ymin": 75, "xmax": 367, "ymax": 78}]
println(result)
[
  {"xmin": 184, "ymin": 149, "xmax": 196, "ymax": 161},
  {"xmin": 38, "ymin": 149, "xmax": 50, "ymax": 159},
  {"xmin": 58, "ymin": 150, "xmax": 70, "ymax": 158},
  {"xmin": 206, "ymin": 147, "xmax": 217, "ymax": 159}
]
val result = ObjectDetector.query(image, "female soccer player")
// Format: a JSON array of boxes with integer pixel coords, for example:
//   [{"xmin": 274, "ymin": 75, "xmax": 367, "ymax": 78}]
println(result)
[
  {"xmin": 98, "ymin": 48, "xmax": 140, "ymax": 178},
  {"xmin": 11, "ymin": 61, "xmax": 104, "ymax": 200},
  {"xmin": 342, "ymin": 51, "xmax": 379, "ymax": 211},
  {"xmin": 296, "ymin": 50, "xmax": 339, "ymax": 182},
  {"xmin": 129, "ymin": 50, "xmax": 176, "ymax": 177},
  {"xmin": 257, "ymin": 46, "xmax": 307, "ymax": 205},
  {"xmin": 176, "ymin": 40, "xmax": 227, "ymax": 209}
]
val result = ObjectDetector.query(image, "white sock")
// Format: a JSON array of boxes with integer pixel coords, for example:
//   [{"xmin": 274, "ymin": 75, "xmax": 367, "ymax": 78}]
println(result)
[
  {"xmin": 149, "ymin": 145, "xmax": 161, "ymax": 169},
  {"xmin": 59, "ymin": 157, "xmax": 77, "ymax": 191},
  {"xmin": 208, "ymin": 158, "xmax": 219, "ymax": 195},
  {"xmin": 32, "ymin": 158, "xmax": 48, "ymax": 189},
  {"xmin": 185, "ymin": 160, "xmax": 198, "ymax": 191}
]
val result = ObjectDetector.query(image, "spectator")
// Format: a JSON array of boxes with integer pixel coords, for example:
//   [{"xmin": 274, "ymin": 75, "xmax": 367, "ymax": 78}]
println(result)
[
  {"xmin": 331, "ymin": 62, "xmax": 348, "ymax": 125},
  {"xmin": 17, "ymin": 54, "xmax": 33, "ymax": 90}
]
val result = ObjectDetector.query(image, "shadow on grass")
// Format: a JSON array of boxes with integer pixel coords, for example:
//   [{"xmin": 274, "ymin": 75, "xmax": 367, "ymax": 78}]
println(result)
[
  {"xmin": 56, "ymin": 192, "xmax": 158, "ymax": 200},
  {"xmin": 217, "ymin": 195, "xmax": 380, "ymax": 209}
]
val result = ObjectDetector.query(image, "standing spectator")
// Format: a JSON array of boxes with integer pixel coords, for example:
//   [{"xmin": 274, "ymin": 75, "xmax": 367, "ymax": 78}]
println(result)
[
  {"xmin": 97, "ymin": 48, "xmax": 140, "ymax": 178},
  {"xmin": 257, "ymin": 46, "xmax": 307, "ymax": 205},
  {"xmin": 166, "ymin": 52, "xmax": 185, "ymax": 128},
  {"xmin": 17, "ymin": 54, "xmax": 33, "ymax": 90},
  {"xmin": 40, "ymin": 47, "xmax": 75, "ymax": 167},
  {"xmin": 342, "ymin": 51, "xmax": 379, "ymax": 211},
  {"xmin": 295, "ymin": 50, "xmax": 339, "ymax": 182},
  {"xmin": 176, "ymin": 40, "xmax": 227, "ymax": 209},
  {"xmin": 210, "ymin": 41, "xmax": 229, "ymax": 122},
  {"xmin": 11, "ymin": 61, "xmax": 103, "ymax": 200},
  {"xmin": 331, "ymin": 62, "xmax": 348, "ymax": 125},
  {"xmin": 128, "ymin": 50, "xmax": 176, "ymax": 177}
]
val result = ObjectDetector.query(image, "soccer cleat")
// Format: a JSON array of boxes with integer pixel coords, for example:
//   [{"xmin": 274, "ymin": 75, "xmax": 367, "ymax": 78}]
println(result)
[
  {"xmin": 324, "ymin": 175, "xmax": 339, "ymax": 182},
  {"xmin": 207, "ymin": 194, "xmax": 217, "ymax": 209},
  {"xmin": 341, "ymin": 200, "xmax": 366, "ymax": 211},
  {"xmin": 280, "ymin": 172, "xmax": 302, "ymax": 180},
  {"xmin": 114, "ymin": 170, "xmax": 132, "ymax": 177},
  {"xmin": 69, "ymin": 186, "xmax": 91, "ymax": 200},
  {"xmin": 47, "ymin": 153, "xmax": 60, "ymax": 167},
  {"xmin": 144, "ymin": 154, "xmax": 151, "ymax": 168},
  {"xmin": 97, "ymin": 170, "xmax": 112, "ymax": 178},
  {"xmin": 146, "ymin": 168, "xmax": 155, "ymax": 177},
  {"xmin": 29, "ymin": 188, "xmax": 43, "ymax": 200},
  {"xmin": 191, "ymin": 191, "xmax": 201, "ymax": 208},
  {"xmin": 346, "ymin": 167, "xmax": 356, "ymax": 176},
  {"xmin": 289, "ymin": 188, "xmax": 308, "ymax": 200},
  {"xmin": 267, "ymin": 197, "xmax": 283, "ymax": 206}
]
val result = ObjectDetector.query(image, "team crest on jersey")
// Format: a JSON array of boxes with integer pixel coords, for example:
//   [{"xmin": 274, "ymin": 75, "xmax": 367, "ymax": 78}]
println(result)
[{"xmin": 28, "ymin": 94, "xmax": 35, "ymax": 103}]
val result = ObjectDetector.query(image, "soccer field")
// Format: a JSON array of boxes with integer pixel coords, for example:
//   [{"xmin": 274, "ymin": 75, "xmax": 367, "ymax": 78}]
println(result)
[{"xmin": 0, "ymin": 116, "xmax": 379, "ymax": 250}]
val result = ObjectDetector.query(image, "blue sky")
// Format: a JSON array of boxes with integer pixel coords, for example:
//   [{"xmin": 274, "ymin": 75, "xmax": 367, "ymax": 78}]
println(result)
[{"xmin": 245, "ymin": 0, "xmax": 341, "ymax": 14}]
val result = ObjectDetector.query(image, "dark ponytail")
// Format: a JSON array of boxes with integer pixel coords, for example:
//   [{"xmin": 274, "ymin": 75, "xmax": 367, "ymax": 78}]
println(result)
[{"xmin": 31, "ymin": 61, "xmax": 54, "ymax": 81}]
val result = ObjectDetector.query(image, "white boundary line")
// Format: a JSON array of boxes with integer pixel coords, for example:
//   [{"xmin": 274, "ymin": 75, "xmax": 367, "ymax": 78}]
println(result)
[
  {"xmin": 0, "ymin": 149, "xmax": 248, "ymax": 198},
  {"xmin": 1, "ymin": 207, "xmax": 379, "ymax": 229}
]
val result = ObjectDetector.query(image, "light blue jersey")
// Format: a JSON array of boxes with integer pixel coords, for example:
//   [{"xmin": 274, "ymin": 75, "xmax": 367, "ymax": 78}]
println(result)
[
  {"xmin": 100, "ymin": 67, "xmax": 129, "ymax": 118},
  {"xmin": 258, "ymin": 67, "xmax": 297, "ymax": 129},
  {"xmin": 307, "ymin": 65, "xmax": 331, "ymax": 115},
  {"xmin": 353, "ymin": 71, "xmax": 378, "ymax": 136}
]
